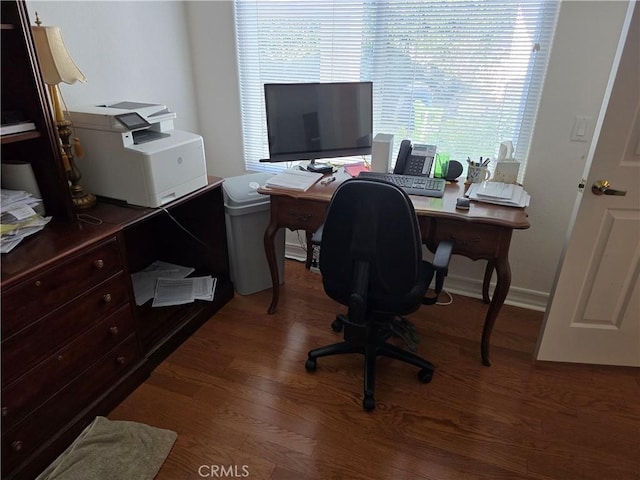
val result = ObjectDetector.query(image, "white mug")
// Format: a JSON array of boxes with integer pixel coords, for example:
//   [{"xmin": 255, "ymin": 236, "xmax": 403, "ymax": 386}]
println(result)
[{"xmin": 467, "ymin": 165, "xmax": 491, "ymax": 183}]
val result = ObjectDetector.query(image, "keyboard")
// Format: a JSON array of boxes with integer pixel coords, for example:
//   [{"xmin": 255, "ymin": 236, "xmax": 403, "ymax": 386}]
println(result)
[{"xmin": 357, "ymin": 172, "xmax": 446, "ymax": 198}]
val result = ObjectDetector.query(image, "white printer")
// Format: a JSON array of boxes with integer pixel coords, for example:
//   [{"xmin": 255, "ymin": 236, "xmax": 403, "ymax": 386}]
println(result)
[{"xmin": 68, "ymin": 101, "xmax": 207, "ymax": 207}]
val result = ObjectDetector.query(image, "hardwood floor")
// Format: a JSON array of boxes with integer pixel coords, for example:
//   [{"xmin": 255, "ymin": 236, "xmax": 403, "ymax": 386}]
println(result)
[{"xmin": 110, "ymin": 259, "xmax": 640, "ymax": 480}]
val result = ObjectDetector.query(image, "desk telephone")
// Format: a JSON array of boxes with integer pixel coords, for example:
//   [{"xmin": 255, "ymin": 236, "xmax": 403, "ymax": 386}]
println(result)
[{"xmin": 394, "ymin": 140, "xmax": 437, "ymax": 176}]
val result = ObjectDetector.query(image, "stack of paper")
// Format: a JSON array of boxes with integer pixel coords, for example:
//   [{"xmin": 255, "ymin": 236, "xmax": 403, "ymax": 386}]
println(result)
[
  {"xmin": 1, "ymin": 121, "xmax": 36, "ymax": 136},
  {"xmin": 1, "ymin": 189, "xmax": 50, "ymax": 253},
  {"xmin": 265, "ymin": 169, "xmax": 324, "ymax": 191},
  {"xmin": 466, "ymin": 182, "xmax": 530, "ymax": 208},
  {"xmin": 130, "ymin": 260, "xmax": 217, "ymax": 307},
  {"xmin": 152, "ymin": 276, "xmax": 217, "ymax": 307}
]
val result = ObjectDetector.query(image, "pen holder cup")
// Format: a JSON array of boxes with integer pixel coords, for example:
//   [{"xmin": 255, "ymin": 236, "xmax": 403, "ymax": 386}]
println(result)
[{"xmin": 467, "ymin": 165, "xmax": 491, "ymax": 183}]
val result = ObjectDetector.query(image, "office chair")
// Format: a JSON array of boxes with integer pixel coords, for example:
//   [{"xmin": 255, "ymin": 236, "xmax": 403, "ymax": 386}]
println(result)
[{"xmin": 305, "ymin": 177, "xmax": 453, "ymax": 411}]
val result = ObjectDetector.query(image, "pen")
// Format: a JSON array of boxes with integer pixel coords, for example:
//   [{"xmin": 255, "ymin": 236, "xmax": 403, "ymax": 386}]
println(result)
[{"xmin": 321, "ymin": 176, "xmax": 336, "ymax": 186}]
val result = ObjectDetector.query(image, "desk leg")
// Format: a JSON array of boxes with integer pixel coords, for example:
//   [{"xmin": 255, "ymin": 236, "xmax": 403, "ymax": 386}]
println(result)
[
  {"xmin": 482, "ymin": 261, "xmax": 494, "ymax": 304},
  {"xmin": 264, "ymin": 220, "xmax": 280, "ymax": 315},
  {"xmin": 481, "ymin": 257, "xmax": 511, "ymax": 366}
]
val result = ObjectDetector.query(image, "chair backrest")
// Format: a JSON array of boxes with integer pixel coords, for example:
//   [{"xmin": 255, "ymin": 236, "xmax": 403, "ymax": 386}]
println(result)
[{"xmin": 319, "ymin": 178, "xmax": 423, "ymax": 312}]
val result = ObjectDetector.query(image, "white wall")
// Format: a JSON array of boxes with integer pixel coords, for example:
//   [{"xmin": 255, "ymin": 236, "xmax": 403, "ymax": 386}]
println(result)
[
  {"xmin": 26, "ymin": 0, "xmax": 632, "ymax": 309},
  {"xmin": 26, "ymin": 2, "xmax": 199, "ymax": 136}
]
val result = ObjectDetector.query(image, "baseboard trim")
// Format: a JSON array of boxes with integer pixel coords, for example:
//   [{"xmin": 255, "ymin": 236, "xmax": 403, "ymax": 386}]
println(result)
[
  {"xmin": 285, "ymin": 243, "xmax": 307, "ymax": 263},
  {"xmin": 284, "ymin": 242, "xmax": 549, "ymax": 312},
  {"xmin": 443, "ymin": 275, "xmax": 549, "ymax": 312}
]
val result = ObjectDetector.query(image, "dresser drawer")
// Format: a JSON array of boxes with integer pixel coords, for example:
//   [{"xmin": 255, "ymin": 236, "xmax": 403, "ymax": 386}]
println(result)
[
  {"xmin": 1, "ymin": 335, "xmax": 140, "ymax": 476},
  {"xmin": 1, "ymin": 305, "xmax": 135, "ymax": 430},
  {"xmin": 2, "ymin": 272, "xmax": 132, "ymax": 385},
  {"xmin": 1, "ymin": 238, "xmax": 123, "ymax": 338}
]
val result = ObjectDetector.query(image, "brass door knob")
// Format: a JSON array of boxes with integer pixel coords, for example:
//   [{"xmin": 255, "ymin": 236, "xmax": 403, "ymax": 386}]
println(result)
[{"xmin": 592, "ymin": 180, "xmax": 627, "ymax": 196}]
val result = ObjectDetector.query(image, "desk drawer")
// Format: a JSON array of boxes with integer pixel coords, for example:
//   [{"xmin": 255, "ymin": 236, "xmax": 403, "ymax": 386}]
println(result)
[
  {"xmin": 1, "ymin": 238, "xmax": 123, "ymax": 338},
  {"xmin": 276, "ymin": 197, "xmax": 327, "ymax": 232},
  {"xmin": 1, "ymin": 305, "xmax": 135, "ymax": 430},
  {"xmin": 429, "ymin": 219, "xmax": 508, "ymax": 259},
  {"xmin": 1, "ymin": 335, "xmax": 140, "ymax": 476},
  {"xmin": 2, "ymin": 272, "xmax": 132, "ymax": 384}
]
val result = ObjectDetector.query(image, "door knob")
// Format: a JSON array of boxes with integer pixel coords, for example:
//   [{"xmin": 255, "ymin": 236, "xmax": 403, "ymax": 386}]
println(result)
[{"xmin": 591, "ymin": 180, "xmax": 626, "ymax": 196}]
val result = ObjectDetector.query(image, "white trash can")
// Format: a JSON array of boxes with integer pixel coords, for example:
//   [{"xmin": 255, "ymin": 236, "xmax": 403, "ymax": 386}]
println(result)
[{"xmin": 223, "ymin": 173, "xmax": 285, "ymax": 295}]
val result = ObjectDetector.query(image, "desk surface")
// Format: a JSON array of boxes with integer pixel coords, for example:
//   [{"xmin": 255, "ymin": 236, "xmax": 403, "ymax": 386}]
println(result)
[{"xmin": 259, "ymin": 168, "xmax": 530, "ymax": 230}]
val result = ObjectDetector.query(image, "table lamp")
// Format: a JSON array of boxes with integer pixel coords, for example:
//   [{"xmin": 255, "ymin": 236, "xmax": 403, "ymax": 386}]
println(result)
[{"xmin": 31, "ymin": 13, "xmax": 96, "ymax": 209}]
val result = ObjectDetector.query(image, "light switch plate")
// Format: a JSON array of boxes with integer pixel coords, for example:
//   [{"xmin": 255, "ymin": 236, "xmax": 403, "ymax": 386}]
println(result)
[{"xmin": 570, "ymin": 115, "xmax": 594, "ymax": 142}]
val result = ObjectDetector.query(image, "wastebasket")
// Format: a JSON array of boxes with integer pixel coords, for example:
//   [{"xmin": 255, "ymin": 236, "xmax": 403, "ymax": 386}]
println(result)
[{"xmin": 223, "ymin": 172, "xmax": 285, "ymax": 295}]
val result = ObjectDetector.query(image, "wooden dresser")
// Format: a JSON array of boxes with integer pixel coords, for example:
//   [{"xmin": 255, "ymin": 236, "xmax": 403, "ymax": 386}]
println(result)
[
  {"xmin": 1, "ymin": 223, "xmax": 143, "ymax": 478},
  {"xmin": 1, "ymin": 2, "xmax": 234, "ymax": 478}
]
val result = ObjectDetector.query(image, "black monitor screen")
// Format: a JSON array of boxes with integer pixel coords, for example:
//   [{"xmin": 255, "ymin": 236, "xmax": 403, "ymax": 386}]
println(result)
[{"xmin": 263, "ymin": 82, "xmax": 373, "ymax": 162}]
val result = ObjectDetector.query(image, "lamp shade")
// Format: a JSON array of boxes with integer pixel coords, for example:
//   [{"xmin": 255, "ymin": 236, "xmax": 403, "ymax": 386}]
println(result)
[{"xmin": 31, "ymin": 24, "xmax": 86, "ymax": 85}]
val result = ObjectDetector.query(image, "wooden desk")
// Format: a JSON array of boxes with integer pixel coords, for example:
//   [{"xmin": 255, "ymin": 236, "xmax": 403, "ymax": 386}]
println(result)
[{"xmin": 259, "ymin": 169, "xmax": 530, "ymax": 365}]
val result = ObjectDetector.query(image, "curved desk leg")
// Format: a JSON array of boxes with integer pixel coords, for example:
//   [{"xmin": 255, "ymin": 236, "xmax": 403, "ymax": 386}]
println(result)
[
  {"xmin": 481, "ymin": 257, "xmax": 511, "ymax": 366},
  {"xmin": 264, "ymin": 219, "xmax": 281, "ymax": 315},
  {"xmin": 482, "ymin": 261, "xmax": 494, "ymax": 304}
]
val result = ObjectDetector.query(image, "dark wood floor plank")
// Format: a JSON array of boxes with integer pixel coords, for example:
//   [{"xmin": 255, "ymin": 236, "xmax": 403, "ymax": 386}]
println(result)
[{"xmin": 109, "ymin": 259, "xmax": 640, "ymax": 480}]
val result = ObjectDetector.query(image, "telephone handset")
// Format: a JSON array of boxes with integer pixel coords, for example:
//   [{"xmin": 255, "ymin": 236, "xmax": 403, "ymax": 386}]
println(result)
[{"xmin": 393, "ymin": 140, "xmax": 437, "ymax": 176}]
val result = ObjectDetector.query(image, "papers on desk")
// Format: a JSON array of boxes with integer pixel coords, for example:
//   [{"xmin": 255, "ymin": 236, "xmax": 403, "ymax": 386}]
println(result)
[
  {"xmin": 466, "ymin": 182, "xmax": 530, "ymax": 208},
  {"xmin": 130, "ymin": 260, "xmax": 217, "ymax": 307},
  {"xmin": 1, "ymin": 189, "xmax": 50, "ymax": 253},
  {"xmin": 265, "ymin": 169, "xmax": 324, "ymax": 191}
]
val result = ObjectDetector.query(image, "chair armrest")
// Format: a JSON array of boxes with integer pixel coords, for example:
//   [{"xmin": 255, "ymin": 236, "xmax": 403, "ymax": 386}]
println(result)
[
  {"xmin": 311, "ymin": 224, "xmax": 324, "ymax": 245},
  {"xmin": 432, "ymin": 240, "xmax": 453, "ymax": 272}
]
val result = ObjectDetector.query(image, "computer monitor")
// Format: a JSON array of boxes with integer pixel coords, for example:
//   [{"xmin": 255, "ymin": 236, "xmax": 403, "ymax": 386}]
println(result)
[{"xmin": 262, "ymin": 81, "xmax": 373, "ymax": 165}]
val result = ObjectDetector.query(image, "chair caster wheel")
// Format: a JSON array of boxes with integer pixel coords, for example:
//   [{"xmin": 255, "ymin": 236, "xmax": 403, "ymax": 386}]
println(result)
[
  {"xmin": 305, "ymin": 358, "xmax": 317, "ymax": 372},
  {"xmin": 418, "ymin": 368, "xmax": 433, "ymax": 383},
  {"xmin": 331, "ymin": 316, "xmax": 344, "ymax": 332},
  {"xmin": 363, "ymin": 394, "xmax": 375, "ymax": 411}
]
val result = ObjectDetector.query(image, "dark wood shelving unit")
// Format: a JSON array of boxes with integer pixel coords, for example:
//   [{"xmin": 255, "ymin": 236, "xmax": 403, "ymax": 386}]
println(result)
[
  {"xmin": 1, "ymin": 3, "xmax": 234, "ymax": 479},
  {"xmin": 1, "ymin": 1, "xmax": 75, "ymax": 220}
]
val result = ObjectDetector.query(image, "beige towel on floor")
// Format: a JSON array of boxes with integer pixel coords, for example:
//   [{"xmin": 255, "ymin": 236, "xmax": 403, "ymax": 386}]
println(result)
[{"xmin": 36, "ymin": 416, "xmax": 177, "ymax": 480}]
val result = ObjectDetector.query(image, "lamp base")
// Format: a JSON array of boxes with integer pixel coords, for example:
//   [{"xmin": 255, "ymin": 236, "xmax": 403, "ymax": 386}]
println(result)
[
  {"xmin": 55, "ymin": 117, "xmax": 96, "ymax": 211},
  {"xmin": 71, "ymin": 187, "xmax": 96, "ymax": 210}
]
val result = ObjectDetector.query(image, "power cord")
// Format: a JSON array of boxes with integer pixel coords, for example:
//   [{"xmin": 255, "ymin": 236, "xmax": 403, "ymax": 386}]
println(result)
[
  {"xmin": 76, "ymin": 213, "xmax": 103, "ymax": 225},
  {"xmin": 159, "ymin": 206, "xmax": 210, "ymax": 251},
  {"xmin": 436, "ymin": 289, "xmax": 453, "ymax": 306}
]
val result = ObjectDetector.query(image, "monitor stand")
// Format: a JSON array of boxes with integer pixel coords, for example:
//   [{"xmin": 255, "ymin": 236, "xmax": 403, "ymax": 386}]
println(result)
[{"xmin": 306, "ymin": 159, "xmax": 333, "ymax": 174}]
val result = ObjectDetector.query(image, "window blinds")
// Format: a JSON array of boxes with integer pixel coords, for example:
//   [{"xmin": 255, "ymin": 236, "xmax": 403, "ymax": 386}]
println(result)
[{"xmin": 235, "ymin": 0, "xmax": 559, "ymax": 177}]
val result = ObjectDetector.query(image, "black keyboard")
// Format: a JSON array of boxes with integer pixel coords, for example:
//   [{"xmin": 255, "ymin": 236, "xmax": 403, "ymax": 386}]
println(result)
[{"xmin": 357, "ymin": 172, "xmax": 446, "ymax": 198}]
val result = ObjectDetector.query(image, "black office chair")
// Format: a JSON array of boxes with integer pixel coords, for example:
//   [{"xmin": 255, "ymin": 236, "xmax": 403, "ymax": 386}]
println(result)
[{"xmin": 305, "ymin": 177, "xmax": 453, "ymax": 411}]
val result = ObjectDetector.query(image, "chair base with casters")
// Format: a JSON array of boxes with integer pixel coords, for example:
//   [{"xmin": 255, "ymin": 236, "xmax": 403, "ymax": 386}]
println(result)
[{"xmin": 305, "ymin": 313, "xmax": 434, "ymax": 411}]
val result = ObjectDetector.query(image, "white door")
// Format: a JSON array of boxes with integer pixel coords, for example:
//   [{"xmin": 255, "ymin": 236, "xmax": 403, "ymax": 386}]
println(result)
[{"xmin": 535, "ymin": 3, "xmax": 640, "ymax": 366}]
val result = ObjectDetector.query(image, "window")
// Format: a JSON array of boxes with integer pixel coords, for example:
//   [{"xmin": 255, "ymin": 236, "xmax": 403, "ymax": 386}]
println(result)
[{"xmin": 235, "ymin": 0, "xmax": 559, "ymax": 178}]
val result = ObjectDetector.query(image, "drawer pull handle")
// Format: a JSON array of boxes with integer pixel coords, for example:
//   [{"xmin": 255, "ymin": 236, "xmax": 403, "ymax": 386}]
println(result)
[
  {"xmin": 11, "ymin": 441, "xmax": 23, "ymax": 452},
  {"xmin": 2, "ymin": 407, "xmax": 8, "ymax": 417},
  {"xmin": 109, "ymin": 326, "xmax": 119, "ymax": 336},
  {"xmin": 292, "ymin": 212, "xmax": 312, "ymax": 222},
  {"xmin": 35, "ymin": 280, "xmax": 42, "ymax": 287},
  {"xmin": 102, "ymin": 293, "xmax": 112, "ymax": 303},
  {"xmin": 93, "ymin": 259, "xmax": 105, "ymax": 269},
  {"xmin": 116, "ymin": 356, "xmax": 126, "ymax": 365}
]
